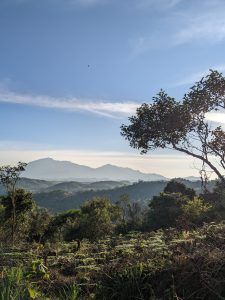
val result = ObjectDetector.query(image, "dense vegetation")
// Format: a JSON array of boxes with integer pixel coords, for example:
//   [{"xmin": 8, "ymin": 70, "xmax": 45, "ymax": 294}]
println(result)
[{"xmin": 1, "ymin": 173, "xmax": 225, "ymax": 299}]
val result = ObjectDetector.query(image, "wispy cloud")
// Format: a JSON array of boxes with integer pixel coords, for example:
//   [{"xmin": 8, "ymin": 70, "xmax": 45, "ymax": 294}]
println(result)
[
  {"xmin": 0, "ymin": 90, "xmax": 139, "ymax": 118},
  {"xmin": 174, "ymin": 12, "xmax": 225, "ymax": 46},
  {"xmin": 175, "ymin": 65, "xmax": 225, "ymax": 86},
  {"xmin": 1, "ymin": 88, "xmax": 225, "ymax": 123},
  {"xmin": 129, "ymin": 36, "xmax": 153, "ymax": 57},
  {"xmin": 137, "ymin": 0, "xmax": 184, "ymax": 10},
  {"xmin": 131, "ymin": 0, "xmax": 225, "ymax": 56}
]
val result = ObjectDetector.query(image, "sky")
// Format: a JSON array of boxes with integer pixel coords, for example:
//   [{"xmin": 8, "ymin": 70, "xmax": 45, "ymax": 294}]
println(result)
[{"xmin": 0, "ymin": 0, "xmax": 225, "ymax": 177}]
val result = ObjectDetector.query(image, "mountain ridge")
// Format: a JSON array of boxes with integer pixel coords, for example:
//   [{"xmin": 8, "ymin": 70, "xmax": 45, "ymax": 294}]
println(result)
[{"xmin": 23, "ymin": 158, "xmax": 168, "ymax": 182}]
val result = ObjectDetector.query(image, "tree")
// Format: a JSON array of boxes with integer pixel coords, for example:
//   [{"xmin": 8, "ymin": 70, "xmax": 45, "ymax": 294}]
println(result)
[
  {"xmin": 181, "ymin": 196, "xmax": 211, "ymax": 226},
  {"xmin": 0, "ymin": 201, "xmax": 5, "ymax": 241},
  {"xmin": 79, "ymin": 197, "xmax": 120, "ymax": 240},
  {"xmin": 28, "ymin": 207, "xmax": 51, "ymax": 243},
  {"xmin": 1, "ymin": 189, "xmax": 35, "ymax": 218},
  {"xmin": 121, "ymin": 70, "xmax": 225, "ymax": 185},
  {"xmin": 45, "ymin": 209, "xmax": 81, "ymax": 242},
  {"xmin": 116, "ymin": 194, "xmax": 143, "ymax": 233},
  {"xmin": 116, "ymin": 194, "xmax": 130, "ymax": 223},
  {"xmin": 0, "ymin": 162, "xmax": 27, "ymax": 245},
  {"xmin": 145, "ymin": 192, "xmax": 189, "ymax": 230},
  {"xmin": 164, "ymin": 180, "xmax": 196, "ymax": 199},
  {"xmin": 1, "ymin": 189, "xmax": 36, "ymax": 242}
]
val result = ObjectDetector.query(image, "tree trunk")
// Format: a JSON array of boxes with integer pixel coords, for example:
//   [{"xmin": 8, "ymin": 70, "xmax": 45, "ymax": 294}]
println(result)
[{"xmin": 11, "ymin": 194, "xmax": 16, "ymax": 247}]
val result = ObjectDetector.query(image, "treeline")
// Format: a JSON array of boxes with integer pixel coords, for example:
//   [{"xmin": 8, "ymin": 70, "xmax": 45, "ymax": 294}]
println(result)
[
  {"xmin": 33, "ymin": 180, "xmax": 168, "ymax": 212},
  {"xmin": 33, "ymin": 178, "xmax": 215, "ymax": 212},
  {"xmin": 0, "ymin": 178, "xmax": 224, "ymax": 246}
]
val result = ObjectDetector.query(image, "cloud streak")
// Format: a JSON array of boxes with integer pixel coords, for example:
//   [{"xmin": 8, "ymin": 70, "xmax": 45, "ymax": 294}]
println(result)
[
  {"xmin": 1, "ymin": 89, "xmax": 225, "ymax": 123},
  {"xmin": 175, "ymin": 65, "xmax": 225, "ymax": 86},
  {"xmin": 174, "ymin": 12, "xmax": 225, "ymax": 46},
  {"xmin": 137, "ymin": 0, "xmax": 183, "ymax": 9},
  {"xmin": 131, "ymin": 0, "xmax": 225, "ymax": 56},
  {"xmin": 0, "ymin": 90, "xmax": 139, "ymax": 118}
]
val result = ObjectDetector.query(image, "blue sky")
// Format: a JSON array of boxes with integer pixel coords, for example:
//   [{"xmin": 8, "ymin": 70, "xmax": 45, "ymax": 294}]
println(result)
[{"xmin": 0, "ymin": 0, "xmax": 225, "ymax": 177}]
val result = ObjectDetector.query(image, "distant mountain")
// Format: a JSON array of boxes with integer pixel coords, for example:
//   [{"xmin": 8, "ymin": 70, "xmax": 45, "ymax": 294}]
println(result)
[{"xmin": 23, "ymin": 158, "xmax": 168, "ymax": 182}]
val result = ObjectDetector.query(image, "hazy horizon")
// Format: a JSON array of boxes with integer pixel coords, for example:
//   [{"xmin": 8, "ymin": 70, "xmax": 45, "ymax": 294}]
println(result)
[{"xmin": 0, "ymin": 153, "xmax": 212, "ymax": 179}]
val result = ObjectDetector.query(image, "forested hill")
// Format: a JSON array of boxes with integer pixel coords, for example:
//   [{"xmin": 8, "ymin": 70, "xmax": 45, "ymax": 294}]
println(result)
[
  {"xmin": 0, "ymin": 176, "xmax": 216, "ymax": 213},
  {"xmin": 0, "ymin": 178, "xmax": 129, "ymax": 194},
  {"xmin": 33, "ymin": 179, "xmax": 215, "ymax": 212}
]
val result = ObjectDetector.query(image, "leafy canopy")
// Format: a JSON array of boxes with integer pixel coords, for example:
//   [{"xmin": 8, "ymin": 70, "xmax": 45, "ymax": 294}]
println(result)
[{"xmin": 121, "ymin": 70, "xmax": 225, "ymax": 184}]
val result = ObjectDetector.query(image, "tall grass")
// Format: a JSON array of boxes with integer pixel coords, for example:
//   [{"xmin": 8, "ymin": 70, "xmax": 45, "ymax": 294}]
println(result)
[
  {"xmin": 58, "ymin": 284, "xmax": 79, "ymax": 300},
  {"xmin": 0, "ymin": 267, "xmax": 27, "ymax": 300}
]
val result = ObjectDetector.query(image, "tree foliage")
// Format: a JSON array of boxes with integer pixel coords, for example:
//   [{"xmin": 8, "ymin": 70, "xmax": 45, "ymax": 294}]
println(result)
[
  {"xmin": 79, "ymin": 197, "xmax": 121, "ymax": 240},
  {"xmin": 45, "ymin": 209, "xmax": 81, "ymax": 242},
  {"xmin": 164, "ymin": 180, "xmax": 196, "ymax": 199},
  {"xmin": 0, "ymin": 162, "xmax": 27, "ymax": 244},
  {"xmin": 181, "ymin": 196, "xmax": 211, "ymax": 225},
  {"xmin": 1, "ymin": 189, "xmax": 35, "ymax": 220},
  {"xmin": 145, "ymin": 192, "xmax": 189, "ymax": 230},
  {"xmin": 28, "ymin": 207, "xmax": 51, "ymax": 243},
  {"xmin": 1, "ymin": 189, "xmax": 37, "ymax": 242},
  {"xmin": 121, "ymin": 70, "xmax": 225, "ymax": 184}
]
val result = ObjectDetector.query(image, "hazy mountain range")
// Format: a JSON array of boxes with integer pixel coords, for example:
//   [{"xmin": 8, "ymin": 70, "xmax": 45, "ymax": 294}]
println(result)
[
  {"xmin": 0, "ymin": 158, "xmax": 209, "ymax": 213},
  {"xmin": 23, "ymin": 158, "xmax": 168, "ymax": 182}
]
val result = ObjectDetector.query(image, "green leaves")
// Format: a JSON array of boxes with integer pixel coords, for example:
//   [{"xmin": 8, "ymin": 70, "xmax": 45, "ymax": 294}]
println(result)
[
  {"xmin": 79, "ymin": 197, "xmax": 121, "ymax": 241},
  {"xmin": 26, "ymin": 259, "xmax": 49, "ymax": 281},
  {"xmin": 27, "ymin": 287, "xmax": 37, "ymax": 299}
]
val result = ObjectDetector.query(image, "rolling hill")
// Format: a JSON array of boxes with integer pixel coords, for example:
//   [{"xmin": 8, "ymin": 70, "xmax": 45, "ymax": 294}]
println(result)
[{"xmin": 33, "ymin": 179, "xmax": 215, "ymax": 212}]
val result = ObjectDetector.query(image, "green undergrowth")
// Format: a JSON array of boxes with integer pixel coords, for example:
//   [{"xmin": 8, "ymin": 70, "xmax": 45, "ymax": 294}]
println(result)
[{"xmin": 2, "ymin": 222, "xmax": 225, "ymax": 299}]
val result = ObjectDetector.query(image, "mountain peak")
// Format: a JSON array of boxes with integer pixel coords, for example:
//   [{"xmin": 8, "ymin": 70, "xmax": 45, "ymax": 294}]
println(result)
[
  {"xmin": 30, "ymin": 157, "xmax": 54, "ymax": 163},
  {"xmin": 99, "ymin": 164, "xmax": 117, "ymax": 169}
]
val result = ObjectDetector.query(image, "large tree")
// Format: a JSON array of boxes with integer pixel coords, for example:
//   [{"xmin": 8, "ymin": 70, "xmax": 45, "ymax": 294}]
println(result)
[{"xmin": 121, "ymin": 70, "xmax": 225, "ymax": 184}]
